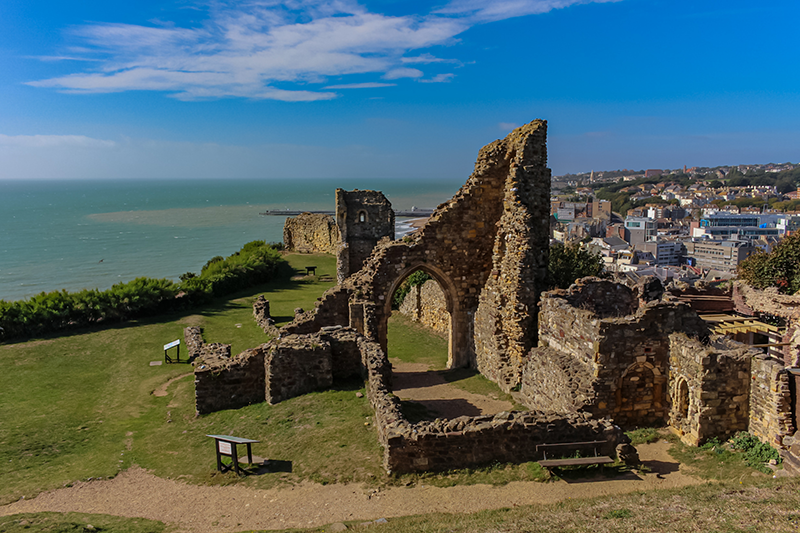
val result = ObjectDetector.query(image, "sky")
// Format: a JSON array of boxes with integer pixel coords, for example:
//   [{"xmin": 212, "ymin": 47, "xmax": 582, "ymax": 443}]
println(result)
[{"xmin": 0, "ymin": 0, "xmax": 798, "ymax": 180}]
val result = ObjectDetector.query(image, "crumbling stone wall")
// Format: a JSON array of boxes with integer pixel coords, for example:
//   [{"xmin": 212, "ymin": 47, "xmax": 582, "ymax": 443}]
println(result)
[
  {"xmin": 524, "ymin": 278, "xmax": 709, "ymax": 428},
  {"xmin": 253, "ymin": 295, "xmax": 279, "ymax": 336},
  {"xmin": 668, "ymin": 333, "xmax": 753, "ymax": 446},
  {"xmin": 194, "ymin": 346, "xmax": 266, "ymax": 415},
  {"xmin": 750, "ymin": 354, "xmax": 794, "ymax": 447},
  {"xmin": 265, "ymin": 334, "xmax": 333, "ymax": 404},
  {"xmin": 397, "ymin": 279, "xmax": 449, "ymax": 335},
  {"xmin": 184, "ymin": 326, "xmax": 231, "ymax": 362},
  {"xmin": 283, "ymin": 212, "xmax": 340, "ymax": 254},
  {"xmin": 360, "ymin": 322, "xmax": 627, "ymax": 473},
  {"xmin": 336, "ymin": 189, "xmax": 395, "ymax": 282}
]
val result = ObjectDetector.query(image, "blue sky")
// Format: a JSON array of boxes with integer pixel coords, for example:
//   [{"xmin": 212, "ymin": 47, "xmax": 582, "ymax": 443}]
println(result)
[{"xmin": 1, "ymin": 0, "xmax": 798, "ymax": 179}]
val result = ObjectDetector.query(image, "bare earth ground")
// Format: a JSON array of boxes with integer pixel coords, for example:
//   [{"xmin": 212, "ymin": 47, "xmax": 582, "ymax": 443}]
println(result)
[
  {"xmin": 0, "ymin": 442, "xmax": 697, "ymax": 532},
  {"xmin": 390, "ymin": 360, "xmax": 514, "ymax": 419}
]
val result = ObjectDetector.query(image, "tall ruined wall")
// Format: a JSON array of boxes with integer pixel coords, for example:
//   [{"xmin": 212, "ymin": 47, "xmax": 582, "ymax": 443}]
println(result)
[
  {"xmin": 283, "ymin": 212, "xmax": 340, "ymax": 254},
  {"xmin": 668, "ymin": 334, "xmax": 752, "ymax": 446},
  {"xmin": 336, "ymin": 189, "xmax": 395, "ymax": 282},
  {"xmin": 397, "ymin": 280, "xmax": 449, "ymax": 336},
  {"xmin": 334, "ymin": 121, "xmax": 549, "ymax": 374},
  {"xmin": 749, "ymin": 355, "xmax": 794, "ymax": 447},
  {"xmin": 473, "ymin": 123, "xmax": 551, "ymax": 391}
]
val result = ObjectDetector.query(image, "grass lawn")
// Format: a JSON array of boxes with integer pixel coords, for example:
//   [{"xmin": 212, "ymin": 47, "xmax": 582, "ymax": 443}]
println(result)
[{"xmin": 0, "ymin": 253, "xmax": 389, "ymax": 504}]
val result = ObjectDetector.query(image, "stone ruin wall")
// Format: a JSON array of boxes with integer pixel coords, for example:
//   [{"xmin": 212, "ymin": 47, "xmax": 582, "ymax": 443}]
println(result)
[
  {"xmin": 335, "ymin": 189, "xmax": 395, "ymax": 283},
  {"xmin": 523, "ymin": 278, "xmax": 711, "ymax": 429},
  {"xmin": 282, "ymin": 120, "xmax": 551, "ymax": 383},
  {"xmin": 472, "ymin": 123, "xmax": 551, "ymax": 391},
  {"xmin": 749, "ymin": 355, "xmax": 794, "ymax": 447},
  {"xmin": 397, "ymin": 279, "xmax": 449, "ymax": 336},
  {"xmin": 283, "ymin": 212, "xmax": 340, "ymax": 254},
  {"xmin": 253, "ymin": 295, "xmax": 280, "ymax": 337},
  {"xmin": 358, "ymin": 324, "xmax": 627, "ymax": 474},
  {"xmin": 668, "ymin": 333, "xmax": 753, "ymax": 446},
  {"xmin": 194, "ymin": 344, "xmax": 266, "ymax": 415}
]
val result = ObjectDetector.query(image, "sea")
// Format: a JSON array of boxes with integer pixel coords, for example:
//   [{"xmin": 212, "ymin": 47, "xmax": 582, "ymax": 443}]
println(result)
[{"xmin": 0, "ymin": 178, "xmax": 463, "ymax": 302}]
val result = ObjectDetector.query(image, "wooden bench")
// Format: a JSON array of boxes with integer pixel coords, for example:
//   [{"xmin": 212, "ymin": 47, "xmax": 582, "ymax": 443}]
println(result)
[{"xmin": 536, "ymin": 440, "xmax": 613, "ymax": 470}]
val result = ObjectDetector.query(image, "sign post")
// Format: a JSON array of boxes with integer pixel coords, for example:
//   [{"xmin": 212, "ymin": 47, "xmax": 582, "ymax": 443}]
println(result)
[{"xmin": 163, "ymin": 339, "xmax": 181, "ymax": 363}]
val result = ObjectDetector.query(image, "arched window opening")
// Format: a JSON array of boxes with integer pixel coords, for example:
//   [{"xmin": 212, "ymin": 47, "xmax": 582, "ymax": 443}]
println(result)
[{"xmin": 358, "ymin": 211, "xmax": 367, "ymax": 223}]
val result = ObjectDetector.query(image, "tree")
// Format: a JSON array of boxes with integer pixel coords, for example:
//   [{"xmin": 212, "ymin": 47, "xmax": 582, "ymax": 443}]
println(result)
[
  {"xmin": 738, "ymin": 233, "xmax": 800, "ymax": 294},
  {"xmin": 547, "ymin": 243, "xmax": 606, "ymax": 290}
]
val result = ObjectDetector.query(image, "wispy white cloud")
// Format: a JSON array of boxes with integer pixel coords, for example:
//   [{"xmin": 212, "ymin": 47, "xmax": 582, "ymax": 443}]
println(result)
[
  {"xmin": 0, "ymin": 134, "xmax": 116, "ymax": 148},
  {"xmin": 28, "ymin": 0, "xmax": 622, "ymax": 101},
  {"xmin": 383, "ymin": 68, "xmax": 423, "ymax": 80},
  {"xmin": 324, "ymin": 82, "xmax": 396, "ymax": 89},
  {"xmin": 498, "ymin": 122, "xmax": 520, "ymax": 131},
  {"xmin": 419, "ymin": 73, "xmax": 455, "ymax": 83}
]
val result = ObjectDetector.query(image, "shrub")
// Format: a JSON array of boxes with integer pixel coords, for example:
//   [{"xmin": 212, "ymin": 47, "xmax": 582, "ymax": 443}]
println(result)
[
  {"xmin": 738, "ymin": 232, "xmax": 800, "ymax": 294},
  {"xmin": 730, "ymin": 431, "xmax": 781, "ymax": 472},
  {"xmin": 0, "ymin": 242, "xmax": 284, "ymax": 340}
]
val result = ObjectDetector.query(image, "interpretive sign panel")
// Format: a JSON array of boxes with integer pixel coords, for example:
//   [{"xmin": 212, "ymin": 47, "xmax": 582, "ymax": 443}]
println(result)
[
  {"xmin": 218, "ymin": 441, "xmax": 232, "ymax": 455},
  {"xmin": 164, "ymin": 339, "xmax": 180, "ymax": 350}
]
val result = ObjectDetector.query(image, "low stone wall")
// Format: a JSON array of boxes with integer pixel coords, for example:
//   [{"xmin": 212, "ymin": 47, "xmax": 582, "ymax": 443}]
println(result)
[
  {"xmin": 668, "ymin": 334, "xmax": 752, "ymax": 446},
  {"xmin": 281, "ymin": 286, "xmax": 351, "ymax": 335},
  {"xmin": 194, "ymin": 346, "xmax": 267, "ymax": 415},
  {"xmin": 184, "ymin": 326, "xmax": 231, "ymax": 363},
  {"xmin": 749, "ymin": 355, "xmax": 794, "ymax": 447},
  {"xmin": 397, "ymin": 280, "xmax": 449, "ymax": 336},
  {"xmin": 253, "ymin": 295, "xmax": 280, "ymax": 336},
  {"xmin": 283, "ymin": 212, "xmax": 340, "ymax": 254},
  {"xmin": 265, "ymin": 334, "xmax": 333, "ymax": 404},
  {"xmin": 360, "ymin": 324, "xmax": 627, "ymax": 474}
]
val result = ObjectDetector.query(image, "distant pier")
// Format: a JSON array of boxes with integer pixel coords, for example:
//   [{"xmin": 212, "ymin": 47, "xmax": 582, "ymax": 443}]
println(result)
[{"xmin": 260, "ymin": 209, "xmax": 435, "ymax": 217}]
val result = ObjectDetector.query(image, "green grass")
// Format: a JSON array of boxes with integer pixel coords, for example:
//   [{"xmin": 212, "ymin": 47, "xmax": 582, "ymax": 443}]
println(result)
[
  {"xmin": 0, "ymin": 512, "xmax": 168, "ymax": 533},
  {"xmin": 0, "ymin": 253, "xmax": 382, "ymax": 504},
  {"xmin": 386, "ymin": 313, "xmax": 448, "ymax": 368},
  {"xmin": 625, "ymin": 427, "xmax": 664, "ymax": 446},
  {"xmin": 261, "ymin": 479, "xmax": 800, "ymax": 533},
  {"xmin": 440, "ymin": 368, "xmax": 525, "ymax": 410}
]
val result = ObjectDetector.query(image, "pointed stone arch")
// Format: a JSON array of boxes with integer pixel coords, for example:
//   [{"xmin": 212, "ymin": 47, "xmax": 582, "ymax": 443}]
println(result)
[{"xmin": 383, "ymin": 262, "xmax": 464, "ymax": 368}]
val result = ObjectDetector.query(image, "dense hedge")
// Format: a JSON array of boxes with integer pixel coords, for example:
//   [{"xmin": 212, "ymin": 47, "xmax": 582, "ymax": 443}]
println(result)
[{"xmin": 0, "ymin": 241, "xmax": 285, "ymax": 340}]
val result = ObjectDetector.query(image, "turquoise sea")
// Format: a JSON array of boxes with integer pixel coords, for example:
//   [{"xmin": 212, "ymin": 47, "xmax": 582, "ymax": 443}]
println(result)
[{"xmin": 0, "ymin": 178, "xmax": 463, "ymax": 302}]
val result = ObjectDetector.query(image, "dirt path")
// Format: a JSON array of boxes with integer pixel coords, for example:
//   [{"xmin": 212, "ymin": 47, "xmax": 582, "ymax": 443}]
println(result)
[
  {"xmin": 391, "ymin": 360, "xmax": 513, "ymax": 419},
  {"xmin": 1, "ymin": 441, "xmax": 700, "ymax": 532}
]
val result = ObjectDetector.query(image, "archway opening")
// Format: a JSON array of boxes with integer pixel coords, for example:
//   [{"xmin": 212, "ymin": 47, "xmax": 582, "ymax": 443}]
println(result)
[{"xmin": 385, "ymin": 268, "xmax": 514, "ymax": 421}]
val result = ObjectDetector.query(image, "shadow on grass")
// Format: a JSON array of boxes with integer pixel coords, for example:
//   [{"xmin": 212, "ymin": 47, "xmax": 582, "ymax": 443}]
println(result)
[
  {"xmin": 554, "ymin": 463, "xmax": 638, "ymax": 483},
  {"xmin": 439, "ymin": 367, "xmax": 480, "ymax": 384}
]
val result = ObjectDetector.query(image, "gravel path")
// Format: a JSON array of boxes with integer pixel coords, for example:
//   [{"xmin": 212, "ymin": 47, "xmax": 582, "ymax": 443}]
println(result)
[{"xmin": 1, "ymin": 442, "xmax": 698, "ymax": 532}]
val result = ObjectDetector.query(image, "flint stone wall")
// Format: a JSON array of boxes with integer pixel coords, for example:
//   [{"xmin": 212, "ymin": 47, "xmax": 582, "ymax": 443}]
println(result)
[
  {"xmin": 184, "ymin": 326, "xmax": 231, "ymax": 363},
  {"xmin": 283, "ymin": 213, "xmax": 340, "ymax": 254},
  {"xmin": 194, "ymin": 346, "xmax": 266, "ymax": 415},
  {"xmin": 336, "ymin": 189, "xmax": 395, "ymax": 282},
  {"xmin": 526, "ymin": 278, "xmax": 709, "ymax": 428},
  {"xmin": 668, "ymin": 333, "xmax": 753, "ymax": 446},
  {"xmin": 265, "ymin": 334, "xmax": 333, "ymax": 404},
  {"xmin": 253, "ymin": 295, "xmax": 279, "ymax": 336},
  {"xmin": 360, "ymin": 325, "xmax": 627, "ymax": 473},
  {"xmin": 749, "ymin": 355, "xmax": 794, "ymax": 447},
  {"xmin": 397, "ymin": 279, "xmax": 449, "ymax": 336}
]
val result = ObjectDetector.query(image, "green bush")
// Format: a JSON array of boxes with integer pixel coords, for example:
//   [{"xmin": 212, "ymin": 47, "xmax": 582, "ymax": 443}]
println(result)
[
  {"xmin": 391, "ymin": 270, "xmax": 432, "ymax": 309},
  {"xmin": 0, "ymin": 242, "xmax": 284, "ymax": 340},
  {"xmin": 547, "ymin": 242, "xmax": 605, "ymax": 290}
]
